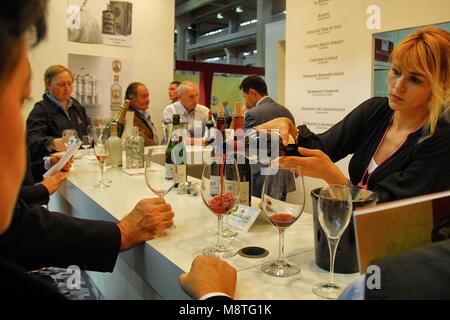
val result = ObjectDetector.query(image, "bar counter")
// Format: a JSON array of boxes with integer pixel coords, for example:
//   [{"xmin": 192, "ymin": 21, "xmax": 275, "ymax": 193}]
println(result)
[{"xmin": 49, "ymin": 149, "xmax": 359, "ymax": 300}]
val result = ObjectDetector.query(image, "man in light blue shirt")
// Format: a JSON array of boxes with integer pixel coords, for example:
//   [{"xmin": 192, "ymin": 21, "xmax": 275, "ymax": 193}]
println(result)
[{"xmin": 163, "ymin": 81, "xmax": 210, "ymax": 139}]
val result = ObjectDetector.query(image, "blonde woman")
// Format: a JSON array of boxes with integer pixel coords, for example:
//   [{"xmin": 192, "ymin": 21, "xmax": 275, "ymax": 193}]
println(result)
[
  {"xmin": 26, "ymin": 65, "xmax": 90, "ymax": 160},
  {"xmin": 258, "ymin": 27, "xmax": 450, "ymax": 202}
]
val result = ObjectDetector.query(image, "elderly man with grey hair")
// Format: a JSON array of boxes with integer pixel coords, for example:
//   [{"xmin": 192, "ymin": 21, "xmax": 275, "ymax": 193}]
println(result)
[{"xmin": 163, "ymin": 81, "xmax": 211, "ymax": 140}]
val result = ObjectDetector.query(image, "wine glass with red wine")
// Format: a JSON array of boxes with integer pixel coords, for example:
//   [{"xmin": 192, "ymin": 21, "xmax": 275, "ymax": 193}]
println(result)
[
  {"xmin": 261, "ymin": 165, "xmax": 305, "ymax": 277},
  {"xmin": 201, "ymin": 155, "xmax": 240, "ymax": 259}
]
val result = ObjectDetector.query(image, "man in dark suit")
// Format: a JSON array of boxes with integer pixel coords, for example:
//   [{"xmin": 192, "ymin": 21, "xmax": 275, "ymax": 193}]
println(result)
[
  {"xmin": 123, "ymin": 82, "xmax": 159, "ymax": 146},
  {"xmin": 240, "ymin": 75, "xmax": 296, "ymax": 197},
  {"xmin": 0, "ymin": 1, "xmax": 175, "ymax": 299}
]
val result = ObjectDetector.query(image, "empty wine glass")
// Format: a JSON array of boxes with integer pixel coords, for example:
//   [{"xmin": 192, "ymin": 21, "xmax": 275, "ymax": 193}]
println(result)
[
  {"xmin": 201, "ymin": 156, "xmax": 240, "ymax": 259},
  {"xmin": 312, "ymin": 185, "xmax": 353, "ymax": 299},
  {"xmin": 261, "ymin": 165, "xmax": 305, "ymax": 277},
  {"xmin": 62, "ymin": 129, "xmax": 78, "ymax": 149},
  {"xmin": 145, "ymin": 147, "xmax": 176, "ymax": 199},
  {"xmin": 93, "ymin": 132, "xmax": 110, "ymax": 189},
  {"xmin": 145, "ymin": 147, "xmax": 177, "ymax": 231}
]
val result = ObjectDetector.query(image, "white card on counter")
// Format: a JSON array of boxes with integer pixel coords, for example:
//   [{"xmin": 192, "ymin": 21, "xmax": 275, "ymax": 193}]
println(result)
[
  {"xmin": 43, "ymin": 140, "xmax": 82, "ymax": 178},
  {"xmin": 226, "ymin": 205, "xmax": 261, "ymax": 232}
]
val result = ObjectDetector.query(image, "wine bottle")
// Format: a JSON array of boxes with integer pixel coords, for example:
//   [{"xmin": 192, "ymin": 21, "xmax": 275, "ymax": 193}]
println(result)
[
  {"xmin": 204, "ymin": 111, "xmax": 215, "ymax": 145},
  {"xmin": 244, "ymin": 129, "xmax": 301, "ymax": 164},
  {"xmin": 166, "ymin": 115, "xmax": 186, "ymax": 187},
  {"xmin": 233, "ymin": 103, "xmax": 251, "ymax": 206},
  {"xmin": 211, "ymin": 106, "xmax": 228, "ymax": 196},
  {"xmin": 107, "ymin": 123, "xmax": 122, "ymax": 168},
  {"xmin": 101, "ymin": 99, "xmax": 131, "ymax": 139},
  {"xmin": 216, "ymin": 104, "xmax": 225, "ymax": 134}
]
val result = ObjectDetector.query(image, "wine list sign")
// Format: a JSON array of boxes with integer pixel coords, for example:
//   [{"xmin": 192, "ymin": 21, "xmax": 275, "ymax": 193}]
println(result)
[
  {"xmin": 68, "ymin": 54, "xmax": 133, "ymax": 120},
  {"xmin": 67, "ymin": 0, "xmax": 133, "ymax": 47}
]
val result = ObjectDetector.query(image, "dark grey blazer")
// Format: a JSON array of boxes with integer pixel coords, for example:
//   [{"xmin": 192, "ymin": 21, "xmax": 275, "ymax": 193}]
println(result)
[{"xmin": 244, "ymin": 97, "xmax": 296, "ymax": 197}]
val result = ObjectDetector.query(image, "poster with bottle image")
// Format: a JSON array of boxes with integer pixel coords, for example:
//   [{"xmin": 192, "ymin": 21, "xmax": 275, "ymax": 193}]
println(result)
[
  {"xmin": 67, "ymin": 0, "xmax": 133, "ymax": 47},
  {"xmin": 68, "ymin": 54, "xmax": 133, "ymax": 120}
]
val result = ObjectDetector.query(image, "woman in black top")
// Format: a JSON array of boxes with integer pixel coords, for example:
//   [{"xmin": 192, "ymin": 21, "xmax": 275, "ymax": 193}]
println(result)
[
  {"xmin": 258, "ymin": 27, "xmax": 450, "ymax": 202},
  {"xmin": 26, "ymin": 64, "xmax": 90, "ymax": 161}
]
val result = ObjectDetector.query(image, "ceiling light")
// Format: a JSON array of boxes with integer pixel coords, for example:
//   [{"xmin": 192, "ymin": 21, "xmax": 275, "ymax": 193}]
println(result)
[
  {"xmin": 217, "ymin": 13, "xmax": 224, "ymax": 20},
  {"xmin": 236, "ymin": 6, "xmax": 243, "ymax": 13}
]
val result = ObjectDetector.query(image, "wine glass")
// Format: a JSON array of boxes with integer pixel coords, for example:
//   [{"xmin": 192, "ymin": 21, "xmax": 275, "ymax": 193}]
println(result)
[
  {"xmin": 93, "ymin": 133, "xmax": 110, "ymax": 189},
  {"xmin": 145, "ymin": 147, "xmax": 176, "ymax": 199},
  {"xmin": 201, "ymin": 156, "xmax": 240, "ymax": 259},
  {"xmin": 261, "ymin": 165, "xmax": 305, "ymax": 277},
  {"xmin": 312, "ymin": 185, "xmax": 353, "ymax": 299},
  {"xmin": 62, "ymin": 129, "xmax": 78, "ymax": 149}
]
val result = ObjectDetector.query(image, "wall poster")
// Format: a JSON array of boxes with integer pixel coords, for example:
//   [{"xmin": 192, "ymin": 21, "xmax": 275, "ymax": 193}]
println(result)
[
  {"xmin": 67, "ymin": 0, "xmax": 133, "ymax": 47},
  {"xmin": 68, "ymin": 54, "xmax": 133, "ymax": 120}
]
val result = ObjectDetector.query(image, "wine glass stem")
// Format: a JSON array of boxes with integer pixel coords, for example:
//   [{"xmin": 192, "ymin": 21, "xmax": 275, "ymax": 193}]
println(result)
[
  {"xmin": 278, "ymin": 229, "xmax": 286, "ymax": 262},
  {"xmin": 217, "ymin": 215, "xmax": 224, "ymax": 248},
  {"xmin": 327, "ymin": 237, "xmax": 339, "ymax": 285},
  {"xmin": 100, "ymin": 162, "xmax": 105, "ymax": 184}
]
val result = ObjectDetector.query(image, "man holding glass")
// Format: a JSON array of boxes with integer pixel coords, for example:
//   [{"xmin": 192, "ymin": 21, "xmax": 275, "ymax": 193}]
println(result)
[{"xmin": 0, "ymin": 1, "xmax": 175, "ymax": 297}]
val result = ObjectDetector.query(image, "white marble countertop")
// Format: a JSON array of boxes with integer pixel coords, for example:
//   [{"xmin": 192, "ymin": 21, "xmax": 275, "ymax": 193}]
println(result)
[{"xmin": 52, "ymin": 151, "xmax": 359, "ymax": 300}]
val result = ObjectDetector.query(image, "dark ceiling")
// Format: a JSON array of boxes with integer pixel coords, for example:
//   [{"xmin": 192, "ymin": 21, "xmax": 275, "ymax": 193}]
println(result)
[{"xmin": 175, "ymin": 0, "xmax": 285, "ymax": 36}]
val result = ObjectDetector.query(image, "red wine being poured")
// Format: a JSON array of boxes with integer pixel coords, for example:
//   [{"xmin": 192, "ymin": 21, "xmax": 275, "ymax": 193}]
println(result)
[{"xmin": 269, "ymin": 213, "xmax": 297, "ymax": 229}]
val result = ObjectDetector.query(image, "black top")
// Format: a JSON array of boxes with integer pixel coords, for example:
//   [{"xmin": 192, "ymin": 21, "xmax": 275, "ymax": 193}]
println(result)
[
  {"xmin": 365, "ymin": 239, "xmax": 450, "ymax": 299},
  {"xmin": 297, "ymin": 97, "xmax": 450, "ymax": 202},
  {"xmin": 0, "ymin": 200, "xmax": 121, "ymax": 272},
  {"xmin": 0, "ymin": 257, "xmax": 65, "ymax": 300},
  {"xmin": 26, "ymin": 94, "xmax": 90, "ymax": 161},
  {"xmin": 19, "ymin": 151, "xmax": 49, "ymax": 206}
]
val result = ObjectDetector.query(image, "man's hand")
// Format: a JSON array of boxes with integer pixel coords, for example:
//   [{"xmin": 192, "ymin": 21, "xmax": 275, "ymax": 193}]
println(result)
[
  {"xmin": 179, "ymin": 256, "xmax": 237, "ymax": 300},
  {"xmin": 117, "ymin": 198, "xmax": 175, "ymax": 251},
  {"xmin": 280, "ymin": 147, "xmax": 348, "ymax": 185},
  {"xmin": 40, "ymin": 172, "xmax": 69, "ymax": 195},
  {"xmin": 50, "ymin": 153, "xmax": 73, "ymax": 172},
  {"xmin": 255, "ymin": 117, "xmax": 298, "ymax": 146}
]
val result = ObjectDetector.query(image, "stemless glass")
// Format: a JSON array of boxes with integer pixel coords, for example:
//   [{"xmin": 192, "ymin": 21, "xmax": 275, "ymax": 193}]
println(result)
[
  {"xmin": 93, "ymin": 135, "xmax": 110, "ymax": 189},
  {"xmin": 313, "ymin": 185, "xmax": 353, "ymax": 299},
  {"xmin": 261, "ymin": 165, "xmax": 305, "ymax": 277},
  {"xmin": 201, "ymin": 156, "xmax": 240, "ymax": 259}
]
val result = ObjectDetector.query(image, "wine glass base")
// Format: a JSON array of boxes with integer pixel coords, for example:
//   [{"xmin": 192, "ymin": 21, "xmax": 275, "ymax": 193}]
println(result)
[
  {"xmin": 202, "ymin": 245, "xmax": 237, "ymax": 259},
  {"xmin": 221, "ymin": 228, "xmax": 238, "ymax": 238},
  {"xmin": 312, "ymin": 283, "xmax": 341, "ymax": 299},
  {"xmin": 261, "ymin": 259, "xmax": 301, "ymax": 277},
  {"xmin": 166, "ymin": 225, "xmax": 177, "ymax": 232},
  {"xmin": 95, "ymin": 182, "xmax": 111, "ymax": 189}
]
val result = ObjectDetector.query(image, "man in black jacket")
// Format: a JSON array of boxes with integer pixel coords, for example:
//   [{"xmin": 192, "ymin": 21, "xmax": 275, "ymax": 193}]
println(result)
[
  {"xmin": 26, "ymin": 65, "xmax": 90, "ymax": 161},
  {"xmin": 0, "ymin": 0, "xmax": 174, "ymax": 299}
]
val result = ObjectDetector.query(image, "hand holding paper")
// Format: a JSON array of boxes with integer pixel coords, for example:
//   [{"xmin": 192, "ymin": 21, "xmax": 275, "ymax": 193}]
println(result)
[{"xmin": 43, "ymin": 139, "xmax": 82, "ymax": 178}]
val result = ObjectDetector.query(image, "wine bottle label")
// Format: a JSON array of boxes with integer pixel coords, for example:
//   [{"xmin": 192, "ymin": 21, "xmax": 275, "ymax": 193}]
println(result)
[
  {"xmin": 176, "ymin": 164, "xmax": 187, "ymax": 184},
  {"xmin": 225, "ymin": 180, "xmax": 238, "ymax": 193},
  {"xmin": 240, "ymin": 182, "xmax": 250, "ymax": 206},
  {"xmin": 165, "ymin": 163, "xmax": 176, "ymax": 180},
  {"xmin": 210, "ymin": 176, "xmax": 220, "ymax": 196}
]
